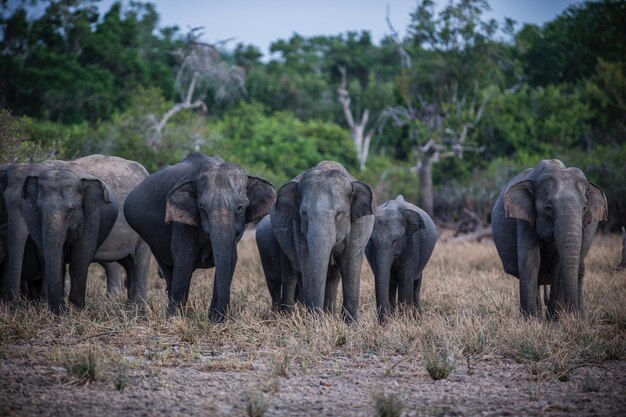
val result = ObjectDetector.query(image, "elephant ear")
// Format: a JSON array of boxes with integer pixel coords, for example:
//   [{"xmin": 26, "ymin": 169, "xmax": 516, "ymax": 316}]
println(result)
[
  {"xmin": 270, "ymin": 181, "xmax": 299, "ymax": 263},
  {"xmin": 504, "ymin": 180, "xmax": 535, "ymax": 226},
  {"xmin": 246, "ymin": 175, "xmax": 276, "ymax": 224},
  {"xmin": 165, "ymin": 180, "xmax": 199, "ymax": 226},
  {"xmin": 81, "ymin": 178, "xmax": 118, "ymax": 248},
  {"xmin": 350, "ymin": 181, "xmax": 376, "ymax": 222},
  {"xmin": 584, "ymin": 182, "xmax": 608, "ymax": 225},
  {"xmin": 403, "ymin": 208, "xmax": 425, "ymax": 238}
]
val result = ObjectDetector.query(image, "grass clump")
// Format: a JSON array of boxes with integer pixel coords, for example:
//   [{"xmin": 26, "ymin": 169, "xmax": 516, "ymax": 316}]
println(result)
[
  {"xmin": 65, "ymin": 346, "xmax": 101, "ymax": 385},
  {"xmin": 422, "ymin": 328, "xmax": 457, "ymax": 380},
  {"xmin": 372, "ymin": 390, "xmax": 405, "ymax": 417},
  {"xmin": 242, "ymin": 390, "xmax": 268, "ymax": 417}
]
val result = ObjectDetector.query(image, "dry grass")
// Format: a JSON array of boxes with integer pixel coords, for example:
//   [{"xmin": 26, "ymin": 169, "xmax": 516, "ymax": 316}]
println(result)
[{"xmin": 0, "ymin": 231, "xmax": 624, "ymax": 415}]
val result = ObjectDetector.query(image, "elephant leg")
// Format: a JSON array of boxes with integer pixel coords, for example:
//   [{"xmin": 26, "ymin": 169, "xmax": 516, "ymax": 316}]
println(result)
[
  {"xmin": 517, "ymin": 221, "xmax": 541, "ymax": 317},
  {"xmin": 126, "ymin": 240, "xmax": 151, "ymax": 304},
  {"xmin": 209, "ymin": 273, "xmax": 219, "ymax": 316},
  {"xmin": 578, "ymin": 261, "xmax": 586, "ymax": 315},
  {"xmin": 339, "ymin": 256, "xmax": 361, "ymax": 323},
  {"xmin": 68, "ymin": 255, "xmax": 92, "ymax": 309},
  {"xmin": 167, "ymin": 228, "xmax": 199, "ymax": 318},
  {"xmin": 280, "ymin": 258, "xmax": 297, "ymax": 313},
  {"xmin": 389, "ymin": 280, "xmax": 398, "ymax": 313},
  {"xmin": 101, "ymin": 262, "xmax": 124, "ymax": 295},
  {"xmin": 324, "ymin": 265, "xmax": 341, "ymax": 315},
  {"xmin": 547, "ymin": 255, "xmax": 564, "ymax": 319},
  {"xmin": 267, "ymin": 279, "xmax": 282, "ymax": 311},
  {"xmin": 413, "ymin": 273, "xmax": 423, "ymax": 312},
  {"xmin": 158, "ymin": 261, "xmax": 173, "ymax": 293}
]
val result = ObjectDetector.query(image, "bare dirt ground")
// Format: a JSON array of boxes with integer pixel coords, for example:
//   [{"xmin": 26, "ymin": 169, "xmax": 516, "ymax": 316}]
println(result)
[{"xmin": 1, "ymin": 231, "xmax": 625, "ymax": 417}]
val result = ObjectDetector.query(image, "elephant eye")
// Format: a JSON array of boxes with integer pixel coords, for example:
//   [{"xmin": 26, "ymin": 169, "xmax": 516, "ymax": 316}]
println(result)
[
  {"xmin": 236, "ymin": 204, "xmax": 244, "ymax": 214},
  {"xmin": 545, "ymin": 204, "xmax": 552, "ymax": 213},
  {"xmin": 301, "ymin": 210, "xmax": 308, "ymax": 222},
  {"xmin": 335, "ymin": 211, "xmax": 344, "ymax": 220}
]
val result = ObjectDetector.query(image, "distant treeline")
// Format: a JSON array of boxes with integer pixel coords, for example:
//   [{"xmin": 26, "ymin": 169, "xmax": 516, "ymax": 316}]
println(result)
[{"xmin": 0, "ymin": 0, "xmax": 624, "ymax": 228}]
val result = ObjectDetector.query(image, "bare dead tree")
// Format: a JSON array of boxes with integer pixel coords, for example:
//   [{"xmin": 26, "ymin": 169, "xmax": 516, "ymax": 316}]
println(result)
[
  {"xmin": 149, "ymin": 29, "xmax": 245, "ymax": 151},
  {"xmin": 383, "ymin": 8, "xmax": 488, "ymax": 217},
  {"xmin": 337, "ymin": 66, "xmax": 374, "ymax": 171}
]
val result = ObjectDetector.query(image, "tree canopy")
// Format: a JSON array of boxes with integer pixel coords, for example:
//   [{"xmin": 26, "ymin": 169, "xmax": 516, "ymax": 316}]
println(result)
[{"xmin": 1, "ymin": 0, "xmax": 624, "ymax": 228}]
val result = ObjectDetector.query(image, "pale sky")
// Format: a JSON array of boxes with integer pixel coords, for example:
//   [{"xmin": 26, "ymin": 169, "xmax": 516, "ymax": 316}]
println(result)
[{"xmin": 100, "ymin": 0, "xmax": 580, "ymax": 58}]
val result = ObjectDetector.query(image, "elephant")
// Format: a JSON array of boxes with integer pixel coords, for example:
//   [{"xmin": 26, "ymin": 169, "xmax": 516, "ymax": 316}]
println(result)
[
  {"xmin": 123, "ymin": 152, "xmax": 276, "ymax": 322},
  {"xmin": 22, "ymin": 155, "xmax": 151, "ymax": 313},
  {"xmin": 267, "ymin": 161, "xmax": 376, "ymax": 321},
  {"xmin": 365, "ymin": 195, "xmax": 437, "ymax": 322},
  {"xmin": 1, "ymin": 160, "xmax": 66, "ymax": 302},
  {"xmin": 491, "ymin": 159, "xmax": 608, "ymax": 318},
  {"xmin": 71, "ymin": 155, "xmax": 152, "ymax": 303}
]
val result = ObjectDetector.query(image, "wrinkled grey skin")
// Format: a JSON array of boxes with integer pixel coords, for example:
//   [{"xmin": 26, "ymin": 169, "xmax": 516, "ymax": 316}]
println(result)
[
  {"xmin": 256, "ymin": 214, "xmax": 300, "ymax": 311},
  {"xmin": 1, "ymin": 160, "xmax": 66, "ymax": 303},
  {"xmin": 0, "ymin": 163, "xmax": 42, "ymax": 298},
  {"xmin": 71, "ymin": 155, "xmax": 152, "ymax": 303},
  {"xmin": 269, "ymin": 161, "xmax": 375, "ymax": 322},
  {"xmin": 1, "ymin": 160, "xmax": 138, "ymax": 304},
  {"xmin": 22, "ymin": 161, "xmax": 119, "ymax": 313},
  {"xmin": 491, "ymin": 159, "xmax": 608, "ymax": 318},
  {"xmin": 365, "ymin": 195, "xmax": 437, "ymax": 322},
  {"xmin": 124, "ymin": 153, "xmax": 276, "ymax": 322}
]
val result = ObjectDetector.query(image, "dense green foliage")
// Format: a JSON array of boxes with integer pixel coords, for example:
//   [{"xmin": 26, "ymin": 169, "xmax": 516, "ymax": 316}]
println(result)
[{"xmin": 0, "ymin": 0, "xmax": 624, "ymax": 228}]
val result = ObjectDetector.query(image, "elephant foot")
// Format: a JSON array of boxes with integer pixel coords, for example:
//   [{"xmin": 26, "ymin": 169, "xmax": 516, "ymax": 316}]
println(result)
[{"xmin": 208, "ymin": 308, "xmax": 227, "ymax": 323}]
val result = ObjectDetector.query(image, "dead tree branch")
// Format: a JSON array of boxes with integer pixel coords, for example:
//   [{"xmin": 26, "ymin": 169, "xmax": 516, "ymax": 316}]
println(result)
[{"xmin": 338, "ymin": 66, "xmax": 375, "ymax": 171}]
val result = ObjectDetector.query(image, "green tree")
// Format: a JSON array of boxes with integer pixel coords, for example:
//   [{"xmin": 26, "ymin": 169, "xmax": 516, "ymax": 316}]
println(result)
[
  {"xmin": 518, "ymin": 0, "xmax": 626, "ymax": 86},
  {"xmin": 383, "ymin": 0, "xmax": 508, "ymax": 215}
]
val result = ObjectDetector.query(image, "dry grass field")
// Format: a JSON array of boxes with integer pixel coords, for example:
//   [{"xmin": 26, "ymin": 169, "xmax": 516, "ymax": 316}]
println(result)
[{"xmin": 1, "ymin": 230, "xmax": 625, "ymax": 416}]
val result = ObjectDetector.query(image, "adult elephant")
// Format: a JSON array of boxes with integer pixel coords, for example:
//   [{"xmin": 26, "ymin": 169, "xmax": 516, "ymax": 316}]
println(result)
[
  {"xmin": 22, "ymin": 162, "xmax": 118, "ymax": 313},
  {"xmin": 22, "ymin": 155, "xmax": 151, "ymax": 313},
  {"xmin": 123, "ymin": 153, "xmax": 275, "ymax": 322},
  {"xmin": 269, "ymin": 161, "xmax": 376, "ymax": 321},
  {"xmin": 1, "ymin": 161, "xmax": 66, "ymax": 302},
  {"xmin": 365, "ymin": 195, "xmax": 437, "ymax": 322},
  {"xmin": 491, "ymin": 159, "xmax": 608, "ymax": 318},
  {"xmin": 72, "ymin": 155, "xmax": 151, "ymax": 303}
]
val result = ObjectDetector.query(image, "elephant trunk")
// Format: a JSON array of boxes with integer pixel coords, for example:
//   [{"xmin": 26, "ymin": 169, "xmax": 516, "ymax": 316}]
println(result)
[
  {"xmin": 42, "ymin": 214, "xmax": 68, "ymax": 314},
  {"xmin": 553, "ymin": 210, "xmax": 583, "ymax": 316},
  {"xmin": 371, "ymin": 245, "xmax": 394, "ymax": 322},
  {"xmin": 208, "ymin": 221, "xmax": 238, "ymax": 322},
  {"xmin": 303, "ymin": 218, "xmax": 335, "ymax": 313}
]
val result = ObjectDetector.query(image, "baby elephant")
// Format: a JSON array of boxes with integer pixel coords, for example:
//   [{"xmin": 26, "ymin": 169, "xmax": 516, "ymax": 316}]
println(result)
[{"xmin": 365, "ymin": 195, "xmax": 437, "ymax": 322}]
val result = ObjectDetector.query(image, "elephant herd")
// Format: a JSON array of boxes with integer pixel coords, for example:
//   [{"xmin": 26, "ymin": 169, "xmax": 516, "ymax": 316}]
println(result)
[{"xmin": 0, "ymin": 154, "xmax": 608, "ymax": 322}]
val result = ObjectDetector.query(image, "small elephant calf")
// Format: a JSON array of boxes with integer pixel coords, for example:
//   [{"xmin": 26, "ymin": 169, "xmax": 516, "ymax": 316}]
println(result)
[{"xmin": 365, "ymin": 195, "xmax": 437, "ymax": 322}]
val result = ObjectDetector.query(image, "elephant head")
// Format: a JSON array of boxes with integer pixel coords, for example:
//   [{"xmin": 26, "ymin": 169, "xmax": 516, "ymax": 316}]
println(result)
[
  {"xmin": 271, "ymin": 162, "xmax": 375, "ymax": 316},
  {"xmin": 22, "ymin": 166, "xmax": 118, "ymax": 313},
  {"xmin": 503, "ymin": 160, "xmax": 607, "ymax": 314},
  {"xmin": 366, "ymin": 195, "xmax": 424, "ymax": 319},
  {"xmin": 164, "ymin": 162, "xmax": 275, "ymax": 321}
]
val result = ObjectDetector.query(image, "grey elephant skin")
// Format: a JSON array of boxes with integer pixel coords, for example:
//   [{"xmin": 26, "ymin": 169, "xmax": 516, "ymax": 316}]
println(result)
[
  {"xmin": 1, "ymin": 160, "xmax": 141, "ymax": 304},
  {"xmin": 491, "ymin": 159, "xmax": 608, "ymax": 318},
  {"xmin": 1, "ymin": 161, "xmax": 66, "ymax": 302},
  {"xmin": 256, "ymin": 214, "xmax": 300, "ymax": 311},
  {"xmin": 123, "ymin": 153, "xmax": 276, "ymax": 322},
  {"xmin": 22, "ymin": 155, "xmax": 151, "ymax": 313},
  {"xmin": 263, "ymin": 161, "xmax": 376, "ymax": 321},
  {"xmin": 365, "ymin": 195, "xmax": 437, "ymax": 322},
  {"xmin": 1, "ymin": 163, "xmax": 44, "ymax": 299}
]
